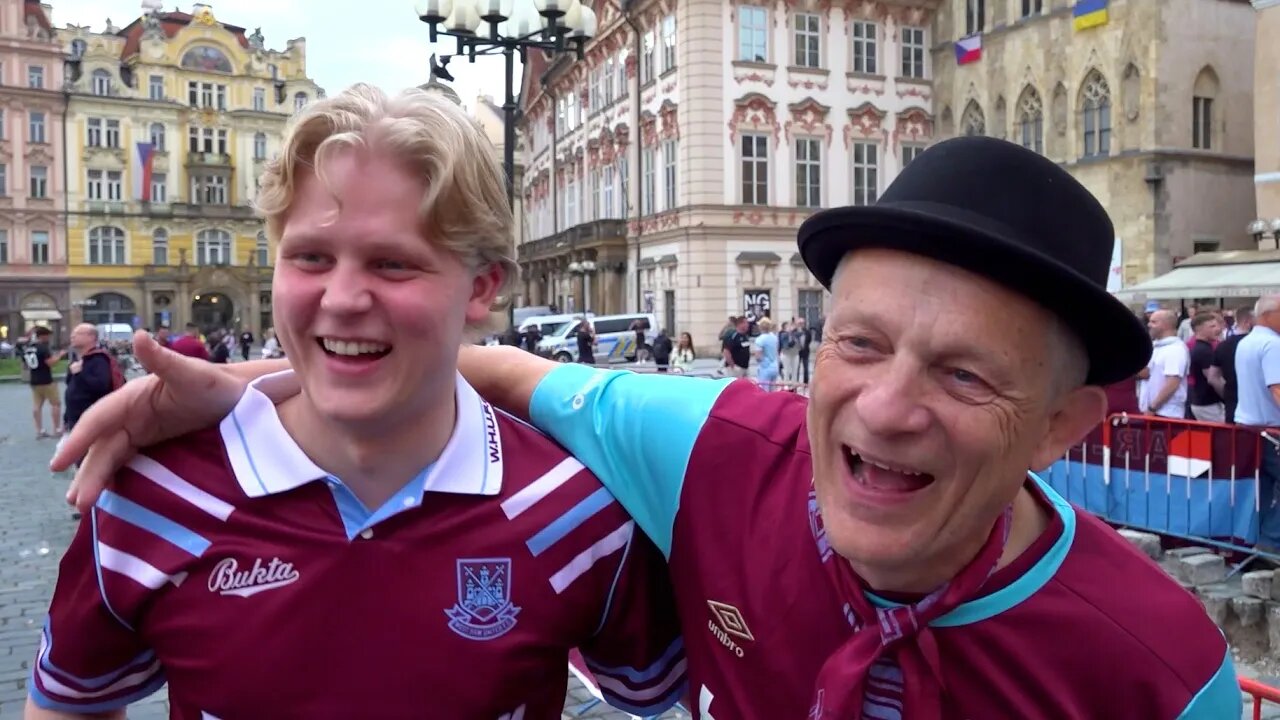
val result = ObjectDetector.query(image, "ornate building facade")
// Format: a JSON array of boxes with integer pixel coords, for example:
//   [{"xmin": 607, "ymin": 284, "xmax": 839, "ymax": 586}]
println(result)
[
  {"xmin": 931, "ymin": 0, "xmax": 1256, "ymax": 289},
  {"xmin": 58, "ymin": 2, "xmax": 320, "ymax": 335},
  {"xmin": 0, "ymin": 0, "xmax": 68, "ymax": 345},
  {"xmin": 519, "ymin": 0, "xmax": 939, "ymax": 351},
  {"xmin": 1252, "ymin": 0, "xmax": 1279, "ymax": 246}
]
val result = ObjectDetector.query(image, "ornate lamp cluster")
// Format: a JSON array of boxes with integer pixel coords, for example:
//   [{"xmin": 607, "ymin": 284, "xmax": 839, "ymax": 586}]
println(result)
[{"xmin": 415, "ymin": 0, "xmax": 597, "ymax": 59}]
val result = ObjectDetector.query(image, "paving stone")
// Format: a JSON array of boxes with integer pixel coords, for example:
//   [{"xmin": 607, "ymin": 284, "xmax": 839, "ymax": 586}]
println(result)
[
  {"xmin": 1246, "ymin": 570, "xmax": 1277, "ymax": 600},
  {"xmin": 1180, "ymin": 553, "xmax": 1228, "ymax": 586},
  {"xmin": 1117, "ymin": 529, "xmax": 1162, "ymax": 560}
]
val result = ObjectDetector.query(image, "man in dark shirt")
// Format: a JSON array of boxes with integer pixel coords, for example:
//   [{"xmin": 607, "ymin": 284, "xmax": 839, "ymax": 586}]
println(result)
[
  {"xmin": 576, "ymin": 318, "xmax": 595, "ymax": 365},
  {"xmin": 651, "ymin": 328, "xmax": 673, "ymax": 372},
  {"xmin": 239, "ymin": 329, "xmax": 254, "ymax": 361},
  {"xmin": 1211, "ymin": 307, "xmax": 1253, "ymax": 423},
  {"xmin": 721, "ymin": 316, "xmax": 751, "ymax": 378},
  {"xmin": 64, "ymin": 324, "xmax": 115, "ymax": 432},
  {"xmin": 23, "ymin": 326, "xmax": 65, "ymax": 438},
  {"xmin": 169, "ymin": 323, "xmax": 210, "ymax": 361},
  {"xmin": 1188, "ymin": 312, "xmax": 1225, "ymax": 422}
]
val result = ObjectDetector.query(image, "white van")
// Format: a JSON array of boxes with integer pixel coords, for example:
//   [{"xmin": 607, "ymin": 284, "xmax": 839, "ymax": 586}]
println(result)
[
  {"xmin": 537, "ymin": 313, "xmax": 657, "ymax": 364},
  {"xmin": 518, "ymin": 313, "xmax": 594, "ymax": 339},
  {"xmin": 96, "ymin": 323, "xmax": 135, "ymax": 344}
]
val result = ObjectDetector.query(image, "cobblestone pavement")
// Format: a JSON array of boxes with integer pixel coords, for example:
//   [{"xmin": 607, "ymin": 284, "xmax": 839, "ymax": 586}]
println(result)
[{"xmin": 0, "ymin": 381, "xmax": 689, "ymax": 720}]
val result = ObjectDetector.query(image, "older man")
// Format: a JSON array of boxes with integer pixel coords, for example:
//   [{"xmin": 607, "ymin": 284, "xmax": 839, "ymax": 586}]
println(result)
[
  {"xmin": 62, "ymin": 324, "xmax": 116, "ymax": 433},
  {"xmin": 1235, "ymin": 295, "xmax": 1280, "ymax": 552},
  {"xmin": 55, "ymin": 137, "xmax": 1236, "ymax": 718}
]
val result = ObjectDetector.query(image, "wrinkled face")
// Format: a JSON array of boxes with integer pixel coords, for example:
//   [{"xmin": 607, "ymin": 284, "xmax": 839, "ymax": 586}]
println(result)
[
  {"xmin": 70, "ymin": 325, "xmax": 95, "ymax": 350},
  {"xmin": 274, "ymin": 148, "xmax": 500, "ymax": 427},
  {"xmin": 807, "ymin": 248, "xmax": 1093, "ymax": 582}
]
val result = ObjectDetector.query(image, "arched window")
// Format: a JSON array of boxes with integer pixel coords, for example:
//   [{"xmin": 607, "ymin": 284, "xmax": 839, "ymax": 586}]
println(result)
[
  {"xmin": 152, "ymin": 228, "xmax": 169, "ymax": 266},
  {"xmin": 255, "ymin": 231, "xmax": 269, "ymax": 266},
  {"xmin": 70, "ymin": 39, "xmax": 86, "ymax": 59},
  {"xmin": 196, "ymin": 229, "xmax": 232, "ymax": 266},
  {"xmin": 87, "ymin": 226, "xmax": 126, "ymax": 265},
  {"xmin": 1192, "ymin": 66, "xmax": 1219, "ymax": 150},
  {"xmin": 180, "ymin": 46, "xmax": 233, "ymax": 73},
  {"xmin": 1079, "ymin": 70, "xmax": 1112, "ymax": 158},
  {"xmin": 294, "ymin": 92, "xmax": 308, "ymax": 112},
  {"xmin": 253, "ymin": 132, "xmax": 267, "ymax": 160},
  {"xmin": 91, "ymin": 69, "xmax": 112, "ymax": 96},
  {"xmin": 960, "ymin": 100, "xmax": 985, "ymax": 137},
  {"xmin": 1017, "ymin": 86, "xmax": 1044, "ymax": 155},
  {"xmin": 149, "ymin": 122, "xmax": 166, "ymax": 152}
]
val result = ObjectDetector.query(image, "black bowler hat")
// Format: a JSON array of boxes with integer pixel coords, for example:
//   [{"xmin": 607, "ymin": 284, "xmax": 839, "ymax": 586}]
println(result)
[{"xmin": 797, "ymin": 135, "xmax": 1150, "ymax": 386}]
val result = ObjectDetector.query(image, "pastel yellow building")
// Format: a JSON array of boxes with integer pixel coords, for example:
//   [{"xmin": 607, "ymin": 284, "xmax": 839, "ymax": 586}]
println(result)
[{"xmin": 58, "ymin": 2, "xmax": 321, "ymax": 334}]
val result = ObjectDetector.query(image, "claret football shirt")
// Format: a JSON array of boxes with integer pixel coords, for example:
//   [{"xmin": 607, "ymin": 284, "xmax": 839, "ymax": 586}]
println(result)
[
  {"xmin": 528, "ymin": 364, "xmax": 1240, "ymax": 719},
  {"xmin": 31, "ymin": 370, "xmax": 686, "ymax": 719}
]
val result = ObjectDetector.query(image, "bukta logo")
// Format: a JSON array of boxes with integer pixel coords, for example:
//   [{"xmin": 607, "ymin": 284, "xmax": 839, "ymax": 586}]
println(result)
[{"xmin": 207, "ymin": 557, "xmax": 300, "ymax": 598}]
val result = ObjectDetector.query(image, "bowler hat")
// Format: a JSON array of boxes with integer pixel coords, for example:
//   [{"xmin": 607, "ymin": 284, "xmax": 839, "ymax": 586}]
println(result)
[{"xmin": 797, "ymin": 135, "xmax": 1149, "ymax": 386}]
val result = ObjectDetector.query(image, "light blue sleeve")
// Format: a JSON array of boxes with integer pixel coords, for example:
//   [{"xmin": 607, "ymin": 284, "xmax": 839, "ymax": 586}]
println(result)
[
  {"xmin": 1176, "ymin": 649, "xmax": 1241, "ymax": 719},
  {"xmin": 529, "ymin": 363, "xmax": 733, "ymax": 558}
]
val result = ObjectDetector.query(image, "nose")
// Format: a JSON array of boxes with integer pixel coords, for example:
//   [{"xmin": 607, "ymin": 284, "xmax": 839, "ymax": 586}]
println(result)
[
  {"xmin": 854, "ymin": 359, "xmax": 932, "ymax": 437},
  {"xmin": 319, "ymin": 260, "xmax": 374, "ymax": 316}
]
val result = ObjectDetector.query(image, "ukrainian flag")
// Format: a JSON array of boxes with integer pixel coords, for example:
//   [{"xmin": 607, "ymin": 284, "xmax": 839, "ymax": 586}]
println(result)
[{"xmin": 1073, "ymin": 0, "xmax": 1108, "ymax": 30}]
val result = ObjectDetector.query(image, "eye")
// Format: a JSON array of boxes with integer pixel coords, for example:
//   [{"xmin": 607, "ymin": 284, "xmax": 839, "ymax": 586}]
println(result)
[
  {"xmin": 950, "ymin": 368, "xmax": 980, "ymax": 384},
  {"xmin": 374, "ymin": 259, "xmax": 410, "ymax": 271},
  {"xmin": 286, "ymin": 251, "xmax": 331, "ymax": 269}
]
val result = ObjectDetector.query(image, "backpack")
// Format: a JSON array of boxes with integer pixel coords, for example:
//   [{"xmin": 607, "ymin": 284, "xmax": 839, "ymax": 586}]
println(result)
[{"xmin": 85, "ymin": 348, "xmax": 126, "ymax": 391}]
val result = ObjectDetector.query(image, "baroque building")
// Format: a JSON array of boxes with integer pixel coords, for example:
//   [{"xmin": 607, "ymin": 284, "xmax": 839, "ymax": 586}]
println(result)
[
  {"xmin": 519, "ymin": 0, "xmax": 939, "ymax": 351},
  {"xmin": 0, "ymin": 0, "xmax": 67, "ymax": 345},
  {"xmin": 931, "ymin": 0, "xmax": 1256, "ymax": 290},
  {"xmin": 58, "ymin": 2, "xmax": 321, "ymax": 335}
]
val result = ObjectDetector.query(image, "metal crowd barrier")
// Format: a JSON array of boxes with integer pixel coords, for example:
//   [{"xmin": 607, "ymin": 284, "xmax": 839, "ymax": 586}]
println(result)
[
  {"xmin": 1040, "ymin": 412, "xmax": 1275, "ymax": 569},
  {"xmin": 1242, "ymin": 677, "xmax": 1280, "ymax": 720}
]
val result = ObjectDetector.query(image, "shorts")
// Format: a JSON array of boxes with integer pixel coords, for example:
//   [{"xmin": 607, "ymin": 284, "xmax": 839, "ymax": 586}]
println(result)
[{"xmin": 30, "ymin": 384, "xmax": 59, "ymax": 405}]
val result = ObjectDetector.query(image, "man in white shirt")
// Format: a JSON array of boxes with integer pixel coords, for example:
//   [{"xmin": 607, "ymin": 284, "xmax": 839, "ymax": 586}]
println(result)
[{"xmin": 1142, "ymin": 309, "xmax": 1190, "ymax": 419}]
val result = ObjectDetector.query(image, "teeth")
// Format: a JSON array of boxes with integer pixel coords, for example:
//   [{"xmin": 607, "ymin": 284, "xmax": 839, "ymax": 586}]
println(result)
[
  {"xmin": 321, "ymin": 338, "xmax": 389, "ymax": 356},
  {"xmin": 848, "ymin": 451, "xmax": 923, "ymax": 477}
]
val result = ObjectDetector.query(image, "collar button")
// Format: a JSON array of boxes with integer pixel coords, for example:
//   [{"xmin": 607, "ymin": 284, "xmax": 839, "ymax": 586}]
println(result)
[{"xmin": 359, "ymin": 528, "xmax": 374, "ymax": 540}]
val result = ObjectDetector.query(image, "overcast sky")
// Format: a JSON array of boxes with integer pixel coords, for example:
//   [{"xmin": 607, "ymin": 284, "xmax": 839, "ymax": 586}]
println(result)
[{"xmin": 47, "ymin": 0, "xmax": 520, "ymax": 113}]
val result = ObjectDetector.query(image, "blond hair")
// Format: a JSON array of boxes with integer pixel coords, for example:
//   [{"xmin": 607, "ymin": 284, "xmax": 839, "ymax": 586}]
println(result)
[
  {"xmin": 256, "ymin": 83, "xmax": 516, "ymax": 308},
  {"xmin": 757, "ymin": 317, "xmax": 774, "ymax": 332}
]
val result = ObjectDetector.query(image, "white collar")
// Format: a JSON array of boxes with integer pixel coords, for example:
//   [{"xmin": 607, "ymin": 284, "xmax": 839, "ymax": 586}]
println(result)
[{"xmin": 219, "ymin": 370, "xmax": 504, "ymax": 499}]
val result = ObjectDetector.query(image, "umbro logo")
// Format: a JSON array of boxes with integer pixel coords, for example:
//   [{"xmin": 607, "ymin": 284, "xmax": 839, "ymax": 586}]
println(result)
[
  {"xmin": 207, "ymin": 557, "xmax": 300, "ymax": 598},
  {"xmin": 706, "ymin": 600, "xmax": 753, "ymax": 658}
]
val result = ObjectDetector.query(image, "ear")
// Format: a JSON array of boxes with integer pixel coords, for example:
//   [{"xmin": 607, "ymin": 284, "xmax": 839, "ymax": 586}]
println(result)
[
  {"xmin": 464, "ymin": 262, "xmax": 505, "ymax": 326},
  {"xmin": 1029, "ymin": 385, "xmax": 1107, "ymax": 471}
]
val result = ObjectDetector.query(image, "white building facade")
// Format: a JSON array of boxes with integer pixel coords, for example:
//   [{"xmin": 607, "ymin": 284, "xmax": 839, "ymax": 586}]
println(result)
[{"xmin": 518, "ymin": 0, "xmax": 939, "ymax": 352}]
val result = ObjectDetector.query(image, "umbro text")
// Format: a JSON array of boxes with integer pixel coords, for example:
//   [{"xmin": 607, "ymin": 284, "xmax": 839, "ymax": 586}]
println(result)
[{"xmin": 707, "ymin": 619, "xmax": 745, "ymax": 658}]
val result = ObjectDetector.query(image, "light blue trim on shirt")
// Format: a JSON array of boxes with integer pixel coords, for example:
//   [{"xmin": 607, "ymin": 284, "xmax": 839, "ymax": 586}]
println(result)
[
  {"xmin": 529, "ymin": 364, "xmax": 734, "ymax": 558},
  {"xmin": 39, "ymin": 621, "xmax": 155, "ymax": 689},
  {"xmin": 96, "ymin": 490, "xmax": 212, "ymax": 557},
  {"xmin": 527, "ymin": 486, "xmax": 615, "ymax": 556},
  {"xmin": 865, "ymin": 472, "xmax": 1077, "ymax": 626},
  {"xmin": 88, "ymin": 508, "xmax": 133, "ymax": 632},
  {"xmin": 1176, "ymin": 648, "xmax": 1241, "ymax": 718},
  {"xmin": 28, "ymin": 668, "xmax": 167, "ymax": 713},
  {"xmin": 325, "ymin": 464, "xmax": 433, "ymax": 541},
  {"xmin": 585, "ymin": 637, "xmax": 686, "ymax": 684}
]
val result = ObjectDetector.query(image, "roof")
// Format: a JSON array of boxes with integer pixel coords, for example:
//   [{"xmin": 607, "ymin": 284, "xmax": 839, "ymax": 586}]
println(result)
[
  {"xmin": 116, "ymin": 11, "xmax": 250, "ymax": 61},
  {"xmin": 1113, "ymin": 251, "xmax": 1280, "ymax": 302},
  {"xmin": 24, "ymin": 0, "xmax": 52, "ymax": 34}
]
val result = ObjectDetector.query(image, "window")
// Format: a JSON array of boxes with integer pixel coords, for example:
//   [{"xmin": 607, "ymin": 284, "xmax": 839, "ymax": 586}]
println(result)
[
  {"xmin": 662, "ymin": 138, "xmax": 677, "ymax": 210},
  {"xmin": 87, "ymin": 118, "xmax": 102, "ymax": 147},
  {"xmin": 902, "ymin": 144, "xmax": 925, "ymax": 167},
  {"xmin": 0, "ymin": 230, "xmax": 6, "ymax": 263},
  {"xmin": 603, "ymin": 164, "xmax": 616, "ymax": 218},
  {"xmin": 1021, "ymin": 0, "xmax": 1043, "ymax": 17},
  {"xmin": 31, "ymin": 230, "xmax": 49, "ymax": 264},
  {"xmin": 741, "ymin": 133, "xmax": 768, "ymax": 205},
  {"xmin": 965, "ymin": 0, "xmax": 985, "ymax": 35},
  {"xmin": 794, "ymin": 137, "xmax": 821, "ymax": 208},
  {"xmin": 961, "ymin": 101, "xmax": 986, "ymax": 136},
  {"xmin": 106, "ymin": 171, "xmax": 122, "ymax": 200},
  {"xmin": 105, "ymin": 119, "xmax": 120, "ymax": 148},
  {"xmin": 618, "ymin": 155, "xmax": 629, "ymax": 216},
  {"xmin": 851, "ymin": 142, "xmax": 878, "ymax": 206},
  {"xmin": 738, "ymin": 6, "xmax": 768, "ymax": 63},
  {"xmin": 29, "ymin": 166, "xmax": 46, "ymax": 198},
  {"xmin": 28, "ymin": 111, "xmax": 45, "ymax": 143},
  {"xmin": 1192, "ymin": 240, "xmax": 1220, "ymax": 254},
  {"xmin": 900, "ymin": 27, "xmax": 925, "ymax": 79},
  {"xmin": 196, "ymin": 229, "xmax": 232, "ymax": 265},
  {"xmin": 91, "ymin": 69, "xmax": 112, "ymax": 96},
  {"xmin": 87, "ymin": 169, "xmax": 104, "ymax": 200},
  {"xmin": 1193, "ymin": 96, "xmax": 1212, "ymax": 150},
  {"xmin": 256, "ymin": 232, "xmax": 269, "ymax": 266},
  {"xmin": 188, "ymin": 127, "xmax": 228, "ymax": 155},
  {"xmin": 87, "ymin": 169, "xmax": 125, "ymax": 202},
  {"xmin": 150, "ymin": 122, "xmax": 166, "ymax": 151},
  {"xmin": 641, "ymin": 146, "xmax": 656, "ymax": 214},
  {"xmin": 152, "ymin": 228, "xmax": 169, "ymax": 265},
  {"xmin": 254, "ymin": 132, "xmax": 267, "ymax": 160},
  {"xmin": 589, "ymin": 68, "xmax": 602, "ymax": 112},
  {"xmin": 186, "ymin": 81, "xmax": 227, "ymax": 110},
  {"xmin": 589, "ymin": 169, "xmax": 602, "ymax": 219},
  {"xmin": 641, "ymin": 31, "xmax": 656, "ymax": 84},
  {"xmin": 192, "ymin": 174, "xmax": 228, "ymax": 205},
  {"xmin": 614, "ymin": 53, "xmax": 626, "ymax": 101},
  {"xmin": 294, "ymin": 92, "xmax": 308, "ymax": 112},
  {"xmin": 793, "ymin": 13, "xmax": 821, "ymax": 68},
  {"xmin": 0, "ymin": 109, "xmax": 5, "ymax": 139},
  {"xmin": 149, "ymin": 74, "xmax": 164, "ymax": 100},
  {"xmin": 661, "ymin": 16, "xmax": 677, "ymax": 73},
  {"xmin": 566, "ymin": 177, "xmax": 578, "ymax": 226},
  {"xmin": 150, "ymin": 173, "xmax": 167, "ymax": 203},
  {"xmin": 88, "ymin": 226, "xmax": 126, "ymax": 265},
  {"xmin": 1018, "ymin": 88, "xmax": 1044, "ymax": 154},
  {"xmin": 253, "ymin": 87, "xmax": 265, "ymax": 111},
  {"xmin": 1080, "ymin": 71, "xmax": 1112, "ymax": 158},
  {"xmin": 27, "ymin": 65, "xmax": 43, "ymax": 89},
  {"xmin": 851, "ymin": 21, "xmax": 877, "ymax": 75},
  {"xmin": 798, "ymin": 288, "xmax": 822, "ymax": 327},
  {"xmin": 0, "ymin": 163, "xmax": 6, "ymax": 195},
  {"xmin": 556, "ymin": 97, "xmax": 566, "ymax": 135},
  {"xmin": 603, "ymin": 58, "xmax": 615, "ymax": 104},
  {"xmin": 664, "ymin": 289, "xmax": 675, "ymax": 335}
]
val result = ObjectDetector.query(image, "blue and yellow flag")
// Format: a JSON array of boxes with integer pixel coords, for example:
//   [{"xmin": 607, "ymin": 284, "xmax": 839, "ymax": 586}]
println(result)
[{"xmin": 1073, "ymin": 0, "xmax": 1108, "ymax": 30}]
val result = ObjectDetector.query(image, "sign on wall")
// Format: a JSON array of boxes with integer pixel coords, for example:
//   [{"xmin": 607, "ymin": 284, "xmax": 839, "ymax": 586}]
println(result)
[{"xmin": 743, "ymin": 290, "xmax": 772, "ymax": 322}]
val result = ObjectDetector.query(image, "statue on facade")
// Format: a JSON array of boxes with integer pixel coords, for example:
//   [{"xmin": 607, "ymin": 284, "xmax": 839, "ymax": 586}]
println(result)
[{"xmin": 249, "ymin": 27, "xmax": 265, "ymax": 50}]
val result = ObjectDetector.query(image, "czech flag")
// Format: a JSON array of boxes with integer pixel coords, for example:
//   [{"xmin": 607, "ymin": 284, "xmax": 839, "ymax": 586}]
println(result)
[
  {"xmin": 133, "ymin": 142, "xmax": 156, "ymax": 202},
  {"xmin": 1073, "ymin": 0, "xmax": 1108, "ymax": 31},
  {"xmin": 954, "ymin": 34, "xmax": 982, "ymax": 66}
]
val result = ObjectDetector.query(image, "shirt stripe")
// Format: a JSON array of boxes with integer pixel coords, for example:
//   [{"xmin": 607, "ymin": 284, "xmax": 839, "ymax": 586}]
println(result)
[
  {"xmin": 96, "ymin": 542, "xmax": 172, "ymax": 590},
  {"xmin": 593, "ymin": 657, "xmax": 688, "ymax": 703},
  {"xmin": 586, "ymin": 638, "xmax": 685, "ymax": 684},
  {"xmin": 37, "ymin": 625, "xmax": 154, "ymax": 691},
  {"xmin": 128, "ymin": 455, "xmax": 235, "ymax": 520},
  {"xmin": 550, "ymin": 521, "xmax": 634, "ymax": 594},
  {"xmin": 527, "ymin": 487, "xmax": 616, "ymax": 556},
  {"xmin": 96, "ymin": 490, "xmax": 212, "ymax": 557},
  {"xmin": 500, "ymin": 457, "xmax": 585, "ymax": 519}
]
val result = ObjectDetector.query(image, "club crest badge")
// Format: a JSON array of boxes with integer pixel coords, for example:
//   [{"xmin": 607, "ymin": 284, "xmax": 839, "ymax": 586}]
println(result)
[{"xmin": 445, "ymin": 558, "xmax": 521, "ymax": 641}]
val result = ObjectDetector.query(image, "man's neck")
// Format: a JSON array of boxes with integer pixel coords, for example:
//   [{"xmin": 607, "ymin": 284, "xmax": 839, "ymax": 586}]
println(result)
[
  {"xmin": 853, "ymin": 484, "xmax": 1051, "ymax": 596},
  {"xmin": 277, "ymin": 380, "xmax": 458, "ymax": 510}
]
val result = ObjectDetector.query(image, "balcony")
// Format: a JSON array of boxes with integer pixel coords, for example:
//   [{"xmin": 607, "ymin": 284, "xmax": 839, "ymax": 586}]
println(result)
[
  {"xmin": 85, "ymin": 201, "xmax": 127, "ymax": 214},
  {"xmin": 186, "ymin": 151, "xmax": 232, "ymax": 167},
  {"xmin": 518, "ymin": 219, "xmax": 627, "ymax": 263},
  {"xmin": 169, "ymin": 202, "xmax": 257, "ymax": 220}
]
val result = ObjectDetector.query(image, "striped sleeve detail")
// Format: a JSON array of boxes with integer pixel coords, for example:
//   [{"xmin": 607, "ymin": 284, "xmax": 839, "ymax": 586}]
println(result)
[
  {"xmin": 28, "ymin": 621, "xmax": 166, "ymax": 713},
  {"xmin": 583, "ymin": 638, "xmax": 689, "ymax": 716}
]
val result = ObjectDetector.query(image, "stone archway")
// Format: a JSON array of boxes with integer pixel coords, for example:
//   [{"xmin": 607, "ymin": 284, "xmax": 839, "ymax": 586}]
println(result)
[
  {"xmin": 83, "ymin": 292, "xmax": 136, "ymax": 327},
  {"xmin": 191, "ymin": 291, "xmax": 235, "ymax": 333}
]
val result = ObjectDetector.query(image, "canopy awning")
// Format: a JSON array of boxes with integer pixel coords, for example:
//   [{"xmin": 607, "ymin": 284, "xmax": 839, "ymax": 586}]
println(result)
[
  {"xmin": 1113, "ymin": 255, "xmax": 1280, "ymax": 303},
  {"xmin": 20, "ymin": 309, "xmax": 62, "ymax": 321}
]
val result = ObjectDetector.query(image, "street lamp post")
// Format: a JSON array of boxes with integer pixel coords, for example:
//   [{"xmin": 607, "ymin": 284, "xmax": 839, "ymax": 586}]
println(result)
[{"xmin": 415, "ymin": 0, "xmax": 597, "ymax": 324}]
